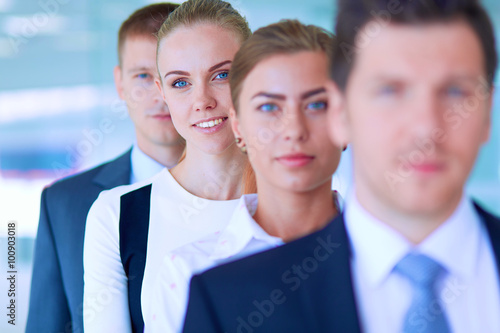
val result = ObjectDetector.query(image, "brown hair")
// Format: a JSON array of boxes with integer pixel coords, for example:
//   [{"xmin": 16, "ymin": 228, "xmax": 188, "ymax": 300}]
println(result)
[
  {"xmin": 332, "ymin": 0, "xmax": 497, "ymax": 91},
  {"xmin": 155, "ymin": 0, "xmax": 251, "ymax": 81},
  {"xmin": 229, "ymin": 20, "xmax": 336, "ymax": 194},
  {"xmin": 117, "ymin": 3, "xmax": 179, "ymax": 66}
]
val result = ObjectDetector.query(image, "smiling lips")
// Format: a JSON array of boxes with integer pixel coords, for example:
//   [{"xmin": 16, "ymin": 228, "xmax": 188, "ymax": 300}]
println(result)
[
  {"xmin": 192, "ymin": 117, "xmax": 228, "ymax": 133},
  {"xmin": 194, "ymin": 117, "xmax": 228, "ymax": 128},
  {"xmin": 276, "ymin": 153, "xmax": 315, "ymax": 167}
]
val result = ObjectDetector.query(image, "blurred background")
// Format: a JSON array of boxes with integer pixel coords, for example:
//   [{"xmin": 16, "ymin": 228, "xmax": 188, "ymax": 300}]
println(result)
[{"xmin": 0, "ymin": 0, "xmax": 498, "ymax": 331}]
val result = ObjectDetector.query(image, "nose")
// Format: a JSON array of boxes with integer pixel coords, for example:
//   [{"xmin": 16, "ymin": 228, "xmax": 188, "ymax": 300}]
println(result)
[
  {"xmin": 149, "ymin": 79, "xmax": 164, "ymax": 105},
  {"xmin": 283, "ymin": 109, "xmax": 308, "ymax": 142},
  {"xmin": 410, "ymin": 90, "xmax": 442, "ymax": 139},
  {"xmin": 152, "ymin": 88, "xmax": 163, "ymax": 104},
  {"xmin": 193, "ymin": 83, "xmax": 217, "ymax": 111}
]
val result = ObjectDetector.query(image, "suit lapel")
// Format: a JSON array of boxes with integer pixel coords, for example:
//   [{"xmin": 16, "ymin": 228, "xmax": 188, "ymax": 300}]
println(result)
[
  {"xmin": 318, "ymin": 204, "xmax": 499, "ymax": 332},
  {"xmin": 475, "ymin": 202, "xmax": 500, "ymax": 279},
  {"xmin": 92, "ymin": 149, "xmax": 132, "ymax": 189},
  {"xmin": 315, "ymin": 214, "xmax": 362, "ymax": 332}
]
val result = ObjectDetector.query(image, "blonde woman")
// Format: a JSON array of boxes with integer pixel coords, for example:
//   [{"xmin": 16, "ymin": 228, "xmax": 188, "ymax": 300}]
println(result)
[
  {"xmin": 147, "ymin": 20, "xmax": 343, "ymax": 333},
  {"xmin": 83, "ymin": 1, "xmax": 251, "ymax": 332}
]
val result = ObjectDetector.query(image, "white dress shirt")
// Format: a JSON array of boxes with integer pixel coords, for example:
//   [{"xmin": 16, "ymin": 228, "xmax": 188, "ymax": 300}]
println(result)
[
  {"xmin": 129, "ymin": 144, "xmax": 166, "ymax": 184},
  {"xmin": 344, "ymin": 192, "xmax": 500, "ymax": 333},
  {"xmin": 145, "ymin": 194, "xmax": 284, "ymax": 333},
  {"xmin": 83, "ymin": 168, "xmax": 240, "ymax": 332}
]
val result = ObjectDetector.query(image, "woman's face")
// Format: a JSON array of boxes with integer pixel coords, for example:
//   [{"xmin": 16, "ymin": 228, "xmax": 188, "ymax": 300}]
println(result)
[
  {"xmin": 156, "ymin": 23, "xmax": 241, "ymax": 154},
  {"xmin": 233, "ymin": 51, "xmax": 342, "ymax": 192}
]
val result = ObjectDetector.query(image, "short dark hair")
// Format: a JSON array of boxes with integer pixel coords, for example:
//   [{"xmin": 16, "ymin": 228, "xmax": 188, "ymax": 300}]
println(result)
[
  {"xmin": 118, "ymin": 3, "xmax": 179, "ymax": 65},
  {"xmin": 332, "ymin": 0, "xmax": 498, "ymax": 91}
]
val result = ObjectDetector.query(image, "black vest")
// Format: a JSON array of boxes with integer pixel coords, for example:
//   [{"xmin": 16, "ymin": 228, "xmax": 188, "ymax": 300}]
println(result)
[{"xmin": 119, "ymin": 184, "xmax": 152, "ymax": 333}]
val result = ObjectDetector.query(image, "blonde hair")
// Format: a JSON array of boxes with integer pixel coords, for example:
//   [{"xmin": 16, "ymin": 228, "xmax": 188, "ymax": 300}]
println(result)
[
  {"xmin": 230, "ymin": 20, "xmax": 336, "ymax": 194},
  {"xmin": 155, "ymin": 0, "xmax": 251, "ymax": 81}
]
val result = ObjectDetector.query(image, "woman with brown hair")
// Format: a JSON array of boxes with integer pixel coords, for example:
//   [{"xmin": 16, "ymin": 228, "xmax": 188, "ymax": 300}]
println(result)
[
  {"xmin": 83, "ymin": 1, "xmax": 252, "ymax": 332},
  {"xmin": 147, "ymin": 19, "xmax": 344, "ymax": 332}
]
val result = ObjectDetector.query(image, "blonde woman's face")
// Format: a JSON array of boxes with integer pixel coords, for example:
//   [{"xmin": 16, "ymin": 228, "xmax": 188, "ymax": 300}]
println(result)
[
  {"xmin": 156, "ymin": 23, "xmax": 241, "ymax": 155},
  {"xmin": 234, "ymin": 51, "xmax": 342, "ymax": 193}
]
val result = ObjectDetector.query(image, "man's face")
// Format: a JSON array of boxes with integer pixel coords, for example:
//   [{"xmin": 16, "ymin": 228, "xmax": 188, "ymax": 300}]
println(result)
[
  {"xmin": 329, "ymin": 20, "xmax": 492, "ymax": 220},
  {"xmin": 114, "ymin": 36, "xmax": 183, "ymax": 150}
]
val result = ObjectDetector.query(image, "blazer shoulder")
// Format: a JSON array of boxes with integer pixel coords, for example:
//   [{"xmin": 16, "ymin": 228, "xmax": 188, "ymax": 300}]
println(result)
[{"xmin": 46, "ymin": 150, "xmax": 131, "ymax": 196}]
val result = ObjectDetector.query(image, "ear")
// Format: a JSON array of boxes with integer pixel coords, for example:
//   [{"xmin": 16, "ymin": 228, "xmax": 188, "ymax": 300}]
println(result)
[
  {"xmin": 480, "ymin": 86, "xmax": 494, "ymax": 144},
  {"xmin": 155, "ymin": 78, "xmax": 167, "ymax": 102},
  {"xmin": 326, "ymin": 80, "xmax": 351, "ymax": 148},
  {"xmin": 113, "ymin": 65, "xmax": 124, "ymax": 99},
  {"xmin": 229, "ymin": 107, "xmax": 243, "ymax": 142}
]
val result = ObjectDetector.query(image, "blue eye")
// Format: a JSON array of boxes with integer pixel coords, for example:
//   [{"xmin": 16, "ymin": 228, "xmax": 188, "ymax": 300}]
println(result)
[
  {"xmin": 307, "ymin": 101, "xmax": 327, "ymax": 111},
  {"xmin": 215, "ymin": 72, "xmax": 229, "ymax": 80},
  {"xmin": 379, "ymin": 85, "xmax": 398, "ymax": 95},
  {"xmin": 137, "ymin": 73, "xmax": 150, "ymax": 79},
  {"xmin": 446, "ymin": 86, "xmax": 465, "ymax": 98},
  {"xmin": 173, "ymin": 80, "xmax": 188, "ymax": 88},
  {"xmin": 258, "ymin": 103, "xmax": 278, "ymax": 112}
]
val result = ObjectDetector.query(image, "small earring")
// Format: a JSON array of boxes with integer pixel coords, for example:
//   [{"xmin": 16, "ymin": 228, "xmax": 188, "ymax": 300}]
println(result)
[
  {"xmin": 235, "ymin": 137, "xmax": 247, "ymax": 154},
  {"xmin": 342, "ymin": 145, "xmax": 348, "ymax": 152}
]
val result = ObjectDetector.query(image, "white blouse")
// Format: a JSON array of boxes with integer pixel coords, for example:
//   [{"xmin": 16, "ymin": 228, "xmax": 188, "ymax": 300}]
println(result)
[
  {"xmin": 83, "ymin": 168, "xmax": 240, "ymax": 332},
  {"xmin": 145, "ymin": 194, "xmax": 284, "ymax": 333}
]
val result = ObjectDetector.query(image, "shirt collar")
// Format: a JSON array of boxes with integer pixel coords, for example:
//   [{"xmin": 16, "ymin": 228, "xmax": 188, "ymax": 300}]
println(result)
[
  {"xmin": 209, "ymin": 194, "xmax": 283, "ymax": 261},
  {"xmin": 344, "ymin": 191, "xmax": 482, "ymax": 287},
  {"xmin": 418, "ymin": 196, "xmax": 482, "ymax": 282},
  {"xmin": 130, "ymin": 144, "xmax": 166, "ymax": 183}
]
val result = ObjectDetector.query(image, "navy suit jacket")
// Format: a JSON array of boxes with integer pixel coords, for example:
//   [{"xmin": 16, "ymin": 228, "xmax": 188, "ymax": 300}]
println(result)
[
  {"xmin": 26, "ymin": 150, "xmax": 131, "ymax": 333},
  {"xmin": 183, "ymin": 203, "xmax": 500, "ymax": 333}
]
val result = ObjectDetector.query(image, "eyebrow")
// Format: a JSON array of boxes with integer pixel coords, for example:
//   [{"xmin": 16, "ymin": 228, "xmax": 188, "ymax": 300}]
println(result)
[
  {"xmin": 251, "ymin": 92, "xmax": 286, "ymax": 100},
  {"xmin": 251, "ymin": 87, "xmax": 326, "ymax": 101},
  {"xmin": 163, "ymin": 60, "xmax": 232, "ymax": 79},
  {"xmin": 301, "ymin": 87, "xmax": 326, "ymax": 99},
  {"xmin": 208, "ymin": 60, "xmax": 232, "ymax": 73},
  {"xmin": 444, "ymin": 75, "xmax": 481, "ymax": 84},
  {"xmin": 369, "ymin": 74, "xmax": 480, "ymax": 84},
  {"xmin": 127, "ymin": 66, "xmax": 155, "ymax": 74},
  {"xmin": 164, "ymin": 70, "xmax": 190, "ymax": 79}
]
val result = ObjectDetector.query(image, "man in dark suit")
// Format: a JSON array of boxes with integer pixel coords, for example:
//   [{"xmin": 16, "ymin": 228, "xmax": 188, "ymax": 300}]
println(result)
[
  {"xmin": 182, "ymin": 0, "xmax": 499, "ymax": 332},
  {"xmin": 26, "ymin": 4, "xmax": 184, "ymax": 333}
]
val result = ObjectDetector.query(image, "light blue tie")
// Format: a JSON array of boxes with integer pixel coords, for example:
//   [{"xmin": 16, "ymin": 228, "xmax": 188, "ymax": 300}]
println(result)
[{"xmin": 394, "ymin": 253, "xmax": 451, "ymax": 333}]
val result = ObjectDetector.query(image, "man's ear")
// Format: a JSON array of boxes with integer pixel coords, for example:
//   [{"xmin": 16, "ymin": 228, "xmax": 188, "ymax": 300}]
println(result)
[
  {"xmin": 229, "ymin": 107, "xmax": 242, "ymax": 141},
  {"xmin": 155, "ymin": 78, "xmax": 167, "ymax": 102},
  {"xmin": 113, "ymin": 65, "xmax": 124, "ymax": 99},
  {"xmin": 326, "ymin": 80, "xmax": 351, "ymax": 148}
]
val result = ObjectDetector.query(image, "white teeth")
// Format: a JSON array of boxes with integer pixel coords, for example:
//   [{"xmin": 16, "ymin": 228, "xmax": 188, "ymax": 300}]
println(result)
[{"xmin": 195, "ymin": 118, "xmax": 225, "ymax": 128}]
